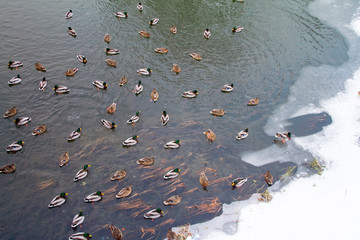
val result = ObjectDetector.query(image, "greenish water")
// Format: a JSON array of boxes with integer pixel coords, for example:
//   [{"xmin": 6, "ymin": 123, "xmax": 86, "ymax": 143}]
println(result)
[{"xmin": 0, "ymin": 0, "xmax": 347, "ymax": 239}]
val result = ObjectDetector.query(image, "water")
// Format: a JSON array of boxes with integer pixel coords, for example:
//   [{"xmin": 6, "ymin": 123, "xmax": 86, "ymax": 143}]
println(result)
[{"xmin": 0, "ymin": 0, "xmax": 350, "ymax": 239}]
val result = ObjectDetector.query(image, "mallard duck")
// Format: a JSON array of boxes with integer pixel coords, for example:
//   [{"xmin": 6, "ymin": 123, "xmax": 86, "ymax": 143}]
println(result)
[
  {"xmin": 6, "ymin": 141, "xmax": 24, "ymax": 152},
  {"xmin": 236, "ymin": 128, "xmax": 248, "ymax": 140},
  {"xmin": 8, "ymin": 74, "xmax": 22, "ymax": 85},
  {"xmin": 0, "ymin": 164, "xmax": 16, "ymax": 174},
  {"xmin": 264, "ymin": 170, "xmax": 274, "ymax": 186},
  {"xmin": 115, "ymin": 185, "xmax": 132, "ymax": 199},
  {"xmin": 137, "ymin": 68, "xmax": 152, "ymax": 75},
  {"xmin": 8, "ymin": 60, "xmax": 23, "ymax": 68},
  {"xmin": 161, "ymin": 111, "xmax": 169, "ymax": 126},
  {"xmin": 101, "ymin": 119, "xmax": 117, "ymax": 129},
  {"xmin": 115, "ymin": 11, "xmax": 128, "ymax": 18},
  {"xmin": 4, "ymin": 106, "xmax": 17, "ymax": 118},
  {"xmin": 105, "ymin": 48, "xmax": 119, "ymax": 55},
  {"xmin": 138, "ymin": 30, "xmax": 150, "ymax": 38},
  {"xmin": 155, "ymin": 48, "xmax": 168, "ymax": 54},
  {"xmin": 203, "ymin": 129, "xmax": 216, "ymax": 142},
  {"xmin": 144, "ymin": 208, "xmax": 164, "ymax": 219},
  {"xmin": 84, "ymin": 191, "xmax": 103, "ymax": 203},
  {"xmin": 77, "ymin": 55, "xmax": 87, "ymax": 64},
  {"xmin": 171, "ymin": 64, "xmax": 181, "ymax": 74},
  {"xmin": 190, "ymin": 52, "xmax": 201, "ymax": 61},
  {"xmin": 32, "ymin": 124, "xmax": 47, "ymax": 136},
  {"xmin": 65, "ymin": 68, "xmax": 78, "ymax": 77},
  {"xmin": 167, "ymin": 228, "xmax": 177, "ymax": 240},
  {"xmin": 136, "ymin": 157, "xmax": 154, "ymax": 166},
  {"xmin": 109, "ymin": 224, "xmax": 123, "ymax": 240},
  {"xmin": 74, "ymin": 165, "xmax": 90, "ymax": 182},
  {"xmin": 221, "ymin": 83, "xmax": 233, "ymax": 92},
  {"xmin": 39, "ymin": 77, "xmax": 47, "ymax": 91},
  {"xmin": 48, "ymin": 192, "xmax": 68, "ymax": 208},
  {"xmin": 69, "ymin": 232, "xmax": 92, "ymax": 240},
  {"xmin": 204, "ymin": 28, "xmax": 211, "ymax": 39},
  {"xmin": 134, "ymin": 81, "xmax": 143, "ymax": 95},
  {"xmin": 151, "ymin": 88, "xmax": 159, "ymax": 102},
  {"xmin": 35, "ymin": 62, "xmax": 46, "ymax": 72},
  {"xmin": 247, "ymin": 97, "xmax": 259, "ymax": 106},
  {"xmin": 92, "ymin": 80, "xmax": 108, "ymax": 90},
  {"xmin": 274, "ymin": 132, "xmax": 291, "ymax": 143},
  {"xmin": 199, "ymin": 171, "xmax": 209, "ymax": 191},
  {"xmin": 163, "ymin": 168, "xmax": 180, "ymax": 179},
  {"xmin": 14, "ymin": 117, "xmax": 31, "ymax": 126},
  {"xmin": 119, "ymin": 75, "xmax": 127, "ymax": 86},
  {"xmin": 137, "ymin": 3, "xmax": 143, "ymax": 11},
  {"xmin": 107, "ymin": 103, "xmax": 116, "ymax": 114},
  {"xmin": 104, "ymin": 33, "xmax": 111, "ymax": 43},
  {"xmin": 127, "ymin": 111, "xmax": 140, "ymax": 124},
  {"xmin": 67, "ymin": 128, "xmax": 82, "ymax": 141},
  {"xmin": 71, "ymin": 210, "xmax": 85, "ymax": 229},
  {"xmin": 59, "ymin": 152, "xmax": 70, "ymax": 167},
  {"xmin": 232, "ymin": 26, "xmax": 244, "ymax": 33},
  {"xmin": 122, "ymin": 135, "xmax": 139, "ymax": 146},
  {"xmin": 105, "ymin": 59, "xmax": 117, "ymax": 67},
  {"xmin": 170, "ymin": 25, "xmax": 177, "ymax": 34},
  {"xmin": 68, "ymin": 27, "xmax": 76, "ymax": 37},
  {"xmin": 182, "ymin": 90, "xmax": 198, "ymax": 98},
  {"xmin": 164, "ymin": 140, "xmax": 181, "ymax": 149},
  {"xmin": 110, "ymin": 169, "xmax": 126, "ymax": 181},
  {"xmin": 210, "ymin": 109, "xmax": 225, "ymax": 117},
  {"xmin": 53, "ymin": 85, "xmax": 69, "ymax": 94},
  {"xmin": 231, "ymin": 177, "xmax": 247, "ymax": 189},
  {"xmin": 149, "ymin": 18, "xmax": 159, "ymax": 25},
  {"xmin": 163, "ymin": 195, "xmax": 182, "ymax": 206},
  {"xmin": 65, "ymin": 10, "xmax": 73, "ymax": 19}
]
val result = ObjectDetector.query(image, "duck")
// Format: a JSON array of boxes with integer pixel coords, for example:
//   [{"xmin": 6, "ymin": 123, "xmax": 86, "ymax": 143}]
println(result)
[
  {"xmin": 138, "ymin": 30, "xmax": 150, "ymax": 38},
  {"xmin": 53, "ymin": 85, "xmax": 70, "ymax": 94},
  {"xmin": 161, "ymin": 111, "xmax": 169, "ymax": 126},
  {"xmin": 264, "ymin": 170, "xmax": 274, "ymax": 186},
  {"xmin": 163, "ymin": 195, "xmax": 182, "ymax": 206},
  {"xmin": 151, "ymin": 88, "xmax": 159, "ymax": 102},
  {"xmin": 8, "ymin": 74, "xmax": 22, "ymax": 85},
  {"xmin": 155, "ymin": 48, "xmax": 168, "ymax": 54},
  {"xmin": 0, "ymin": 164, "xmax": 16, "ymax": 174},
  {"xmin": 6, "ymin": 141, "xmax": 24, "ymax": 152},
  {"xmin": 232, "ymin": 26, "xmax": 244, "ymax": 33},
  {"xmin": 105, "ymin": 48, "xmax": 119, "ymax": 55},
  {"xmin": 67, "ymin": 128, "xmax": 82, "ymax": 141},
  {"xmin": 137, "ymin": 68, "xmax": 152, "ymax": 75},
  {"xmin": 67, "ymin": 27, "xmax": 76, "ymax": 37},
  {"xmin": 101, "ymin": 119, "xmax": 117, "ymax": 129},
  {"xmin": 182, "ymin": 90, "xmax": 198, "ymax": 98},
  {"xmin": 71, "ymin": 210, "xmax": 85, "ymax": 229},
  {"xmin": 119, "ymin": 75, "xmax": 127, "ymax": 86},
  {"xmin": 104, "ymin": 33, "xmax": 111, "ymax": 43},
  {"xmin": 109, "ymin": 224, "xmax": 123, "ymax": 240},
  {"xmin": 110, "ymin": 169, "xmax": 126, "ymax": 181},
  {"xmin": 144, "ymin": 208, "xmax": 164, "ymax": 219},
  {"xmin": 134, "ymin": 81, "xmax": 143, "ymax": 95},
  {"xmin": 204, "ymin": 28, "xmax": 211, "ymax": 39},
  {"xmin": 39, "ymin": 77, "xmax": 47, "ymax": 91},
  {"xmin": 274, "ymin": 132, "xmax": 291, "ymax": 143},
  {"xmin": 127, "ymin": 111, "xmax": 140, "ymax": 124},
  {"xmin": 65, "ymin": 68, "xmax": 78, "ymax": 77},
  {"xmin": 247, "ymin": 97, "xmax": 259, "ymax": 106},
  {"xmin": 231, "ymin": 177, "xmax": 247, "ymax": 189},
  {"xmin": 221, "ymin": 83, "xmax": 234, "ymax": 92},
  {"xmin": 236, "ymin": 128, "xmax": 249, "ymax": 140},
  {"xmin": 35, "ymin": 62, "xmax": 46, "ymax": 72},
  {"xmin": 199, "ymin": 171, "xmax": 209, "ymax": 191},
  {"xmin": 115, "ymin": 11, "xmax": 128, "ymax": 18},
  {"xmin": 8, "ymin": 60, "xmax": 23, "ymax": 68},
  {"xmin": 190, "ymin": 52, "xmax": 202, "ymax": 61},
  {"xmin": 171, "ymin": 64, "xmax": 181, "ymax": 74},
  {"xmin": 149, "ymin": 18, "xmax": 159, "ymax": 25},
  {"xmin": 210, "ymin": 108, "xmax": 225, "ymax": 117},
  {"xmin": 14, "ymin": 117, "xmax": 31, "ymax": 126},
  {"xmin": 92, "ymin": 80, "xmax": 108, "ymax": 90},
  {"xmin": 137, "ymin": 3, "xmax": 143, "ymax": 11},
  {"xmin": 170, "ymin": 25, "xmax": 177, "ymax": 34},
  {"xmin": 74, "ymin": 165, "xmax": 91, "ymax": 182},
  {"xmin": 69, "ymin": 232, "xmax": 92, "ymax": 240},
  {"xmin": 164, "ymin": 140, "xmax": 181, "ymax": 149},
  {"xmin": 163, "ymin": 168, "xmax": 180, "ymax": 179},
  {"xmin": 136, "ymin": 157, "xmax": 154, "ymax": 166},
  {"xmin": 84, "ymin": 191, "xmax": 104, "ymax": 203},
  {"xmin": 167, "ymin": 228, "xmax": 177, "ymax": 240},
  {"xmin": 48, "ymin": 192, "xmax": 68, "ymax": 208},
  {"xmin": 122, "ymin": 135, "xmax": 139, "ymax": 146},
  {"xmin": 203, "ymin": 129, "xmax": 216, "ymax": 142},
  {"xmin": 65, "ymin": 10, "xmax": 73, "ymax": 19},
  {"xmin": 105, "ymin": 59, "xmax": 117, "ymax": 67},
  {"xmin": 115, "ymin": 185, "xmax": 132, "ymax": 199},
  {"xmin": 77, "ymin": 55, "xmax": 87, "ymax": 64},
  {"xmin": 32, "ymin": 124, "xmax": 47, "ymax": 136},
  {"xmin": 107, "ymin": 103, "xmax": 116, "ymax": 114},
  {"xmin": 59, "ymin": 152, "xmax": 70, "ymax": 167},
  {"xmin": 3, "ymin": 106, "xmax": 17, "ymax": 118}
]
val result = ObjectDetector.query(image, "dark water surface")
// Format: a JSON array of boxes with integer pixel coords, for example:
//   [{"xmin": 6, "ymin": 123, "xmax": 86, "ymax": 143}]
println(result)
[{"xmin": 0, "ymin": 0, "xmax": 347, "ymax": 239}]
